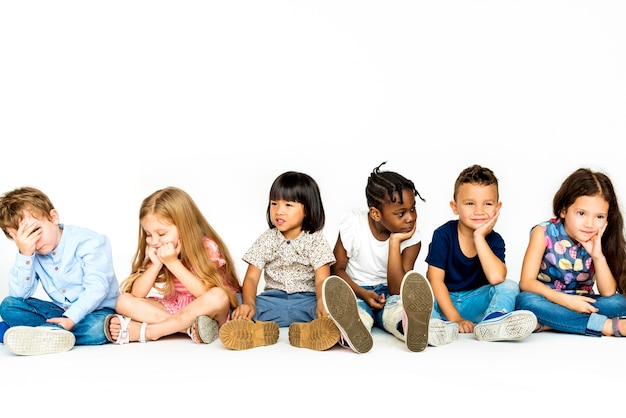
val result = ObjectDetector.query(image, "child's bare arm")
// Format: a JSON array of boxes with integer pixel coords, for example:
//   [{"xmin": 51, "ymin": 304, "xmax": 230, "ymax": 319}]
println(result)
[
  {"xmin": 428, "ymin": 265, "xmax": 474, "ymax": 333},
  {"xmin": 231, "ymin": 264, "xmax": 261, "ymax": 320},
  {"xmin": 315, "ymin": 263, "xmax": 332, "ymax": 317}
]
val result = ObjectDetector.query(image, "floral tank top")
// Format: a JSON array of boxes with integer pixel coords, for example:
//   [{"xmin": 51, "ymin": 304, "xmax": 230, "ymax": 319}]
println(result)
[{"xmin": 537, "ymin": 217, "xmax": 595, "ymax": 295}]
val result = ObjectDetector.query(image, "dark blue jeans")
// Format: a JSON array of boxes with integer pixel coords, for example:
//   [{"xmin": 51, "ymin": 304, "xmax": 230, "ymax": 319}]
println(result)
[{"xmin": 0, "ymin": 296, "xmax": 115, "ymax": 345}]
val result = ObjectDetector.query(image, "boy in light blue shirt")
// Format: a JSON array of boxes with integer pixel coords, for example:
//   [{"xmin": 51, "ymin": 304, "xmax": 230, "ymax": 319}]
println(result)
[{"xmin": 0, "ymin": 186, "xmax": 119, "ymax": 355}]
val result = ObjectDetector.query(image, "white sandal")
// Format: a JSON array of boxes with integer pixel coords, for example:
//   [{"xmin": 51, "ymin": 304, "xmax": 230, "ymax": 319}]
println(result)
[
  {"xmin": 104, "ymin": 314, "xmax": 131, "ymax": 344},
  {"xmin": 104, "ymin": 314, "xmax": 130, "ymax": 345},
  {"xmin": 104, "ymin": 314, "xmax": 148, "ymax": 344},
  {"xmin": 139, "ymin": 322, "xmax": 148, "ymax": 343}
]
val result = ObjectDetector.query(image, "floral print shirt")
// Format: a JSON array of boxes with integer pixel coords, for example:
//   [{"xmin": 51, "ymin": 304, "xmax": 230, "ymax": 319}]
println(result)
[{"xmin": 537, "ymin": 217, "xmax": 595, "ymax": 295}]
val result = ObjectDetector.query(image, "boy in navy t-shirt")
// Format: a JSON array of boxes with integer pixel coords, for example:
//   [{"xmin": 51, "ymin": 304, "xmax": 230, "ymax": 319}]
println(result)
[{"xmin": 425, "ymin": 165, "xmax": 536, "ymax": 342}]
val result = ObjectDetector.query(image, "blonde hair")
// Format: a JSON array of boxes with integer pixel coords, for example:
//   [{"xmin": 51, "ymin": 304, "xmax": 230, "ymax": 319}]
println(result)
[{"xmin": 120, "ymin": 187, "xmax": 240, "ymax": 308}]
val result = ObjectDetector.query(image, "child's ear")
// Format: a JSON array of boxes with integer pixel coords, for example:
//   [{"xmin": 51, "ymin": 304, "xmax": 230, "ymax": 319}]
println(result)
[
  {"xmin": 449, "ymin": 200, "xmax": 459, "ymax": 215},
  {"xmin": 49, "ymin": 209, "xmax": 60, "ymax": 224},
  {"xmin": 369, "ymin": 207, "xmax": 381, "ymax": 222}
]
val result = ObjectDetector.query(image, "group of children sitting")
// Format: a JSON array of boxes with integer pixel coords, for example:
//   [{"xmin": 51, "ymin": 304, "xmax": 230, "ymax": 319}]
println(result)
[{"xmin": 1, "ymin": 162, "xmax": 625, "ymax": 356}]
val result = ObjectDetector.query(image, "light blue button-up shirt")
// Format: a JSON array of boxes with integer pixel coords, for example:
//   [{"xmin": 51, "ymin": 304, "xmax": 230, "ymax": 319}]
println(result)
[{"xmin": 8, "ymin": 224, "xmax": 119, "ymax": 324}]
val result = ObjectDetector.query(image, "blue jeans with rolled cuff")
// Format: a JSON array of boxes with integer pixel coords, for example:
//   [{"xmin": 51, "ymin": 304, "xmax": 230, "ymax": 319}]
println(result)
[
  {"xmin": 516, "ymin": 291, "xmax": 626, "ymax": 336},
  {"xmin": 0, "ymin": 296, "xmax": 115, "ymax": 345}
]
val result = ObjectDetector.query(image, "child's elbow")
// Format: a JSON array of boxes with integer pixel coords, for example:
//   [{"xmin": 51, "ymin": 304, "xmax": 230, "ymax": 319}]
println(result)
[
  {"xmin": 486, "ymin": 268, "xmax": 507, "ymax": 285},
  {"xmin": 489, "ymin": 276, "xmax": 506, "ymax": 285},
  {"xmin": 518, "ymin": 277, "xmax": 535, "ymax": 292}
]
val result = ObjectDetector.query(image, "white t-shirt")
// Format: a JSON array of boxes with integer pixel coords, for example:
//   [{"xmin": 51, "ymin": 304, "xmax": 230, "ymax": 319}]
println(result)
[{"xmin": 340, "ymin": 209, "xmax": 422, "ymax": 287}]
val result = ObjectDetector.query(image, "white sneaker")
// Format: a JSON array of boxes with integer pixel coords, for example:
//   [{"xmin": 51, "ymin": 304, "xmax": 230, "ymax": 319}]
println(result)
[
  {"xmin": 474, "ymin": 310, "xmax": 537, "ymax": 342},
  {"xmin": 4, "ymin": 326, "xmax": 75, "ymax": 355},
  {"xmin": 428, "ymin": 318, "xmax": 459, "ymax": 346}
]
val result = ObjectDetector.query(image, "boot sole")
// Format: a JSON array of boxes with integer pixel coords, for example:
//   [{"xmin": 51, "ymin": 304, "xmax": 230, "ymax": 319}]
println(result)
[
  {"xmin": 219, "ymin": 319, "xmax": 279, "ymax": 350},
  {"xmin": 289, "ymin": 317, "xmax": 340, "ymax": 351}
]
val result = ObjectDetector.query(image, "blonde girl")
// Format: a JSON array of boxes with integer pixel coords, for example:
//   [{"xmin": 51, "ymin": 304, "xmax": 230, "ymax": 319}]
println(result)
[{"xmin": 105, "ymin": 187, "xmax": 240, "ymax": 344}]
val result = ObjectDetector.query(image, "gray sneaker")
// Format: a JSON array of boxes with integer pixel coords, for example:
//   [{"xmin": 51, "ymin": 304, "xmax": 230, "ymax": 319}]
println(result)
[
  {"xmin": 428, "ymin": 318, "xmax": 459, "ymax": 346},
  {"xmin": 4, "ymin": 326, "xmax": 75, "ymax": 356},
  {"xmin": 322, "ymin": 275, "xmax": 373, "ymax": 354},
  {"xmin": 188, "ymin": 315, "xmax": 219, "ymax": 344},
  {"xmin": 401, "ymin": 271, "xmax": 434, "ymax": 352}
]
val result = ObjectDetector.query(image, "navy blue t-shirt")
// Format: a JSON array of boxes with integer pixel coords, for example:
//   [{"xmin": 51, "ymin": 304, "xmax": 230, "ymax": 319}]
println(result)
[{"xmin": 425, "ymin": 219, "xmax": 505, "ymax": 292}]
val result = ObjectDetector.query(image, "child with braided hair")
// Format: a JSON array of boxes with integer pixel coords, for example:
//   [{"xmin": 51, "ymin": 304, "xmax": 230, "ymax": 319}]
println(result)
[{"xmin": 322, "ymin": 161, "xmax": 452, "ymax": 353}]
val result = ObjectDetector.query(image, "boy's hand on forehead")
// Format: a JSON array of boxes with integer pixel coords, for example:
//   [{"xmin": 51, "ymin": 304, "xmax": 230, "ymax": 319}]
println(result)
[
  {"xmin": 19, "ymin": 215, "xmax": 42, "ymax": 235},
  {"xmin": 11, "ymin": 214, "xmax": 42, "ymax": 256}
]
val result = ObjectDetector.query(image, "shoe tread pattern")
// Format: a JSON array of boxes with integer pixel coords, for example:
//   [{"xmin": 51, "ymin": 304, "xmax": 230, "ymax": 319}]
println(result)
[
  {"xmin": 474, "ymin": 311, "xmax": 537, "ymax": 342},
  {"xmin": 401, "ymin": 272, "xmax": 433, "ymax": 352},
  {"xmin": 323, "ymin": 276, "xmax": 373, "ymax": 354},
  {"xmin": 195, "ymin": 315, "xmax": 219, "ymax": 344},
  {"xmin": 289, "ymin": 317, "xmax": 340, "ymax": 351},
  {"xmin": 219, "ymin": 319, "xmax": 279, "ymax": 350},
  {"xmin": 4, "ymin": 326, "xmax": 75, "ymax": 356}
]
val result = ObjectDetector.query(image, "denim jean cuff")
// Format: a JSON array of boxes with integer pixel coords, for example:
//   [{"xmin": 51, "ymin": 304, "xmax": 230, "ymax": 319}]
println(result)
[{"xmin": 586, "ymin": 312, "xmax": 608, "ymax": 337}]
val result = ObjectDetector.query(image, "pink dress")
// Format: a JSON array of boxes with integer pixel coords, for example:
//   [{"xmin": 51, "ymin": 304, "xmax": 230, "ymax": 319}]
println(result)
[{"xmin": 151, "ymin": 238, "xmax": 237, "ymax": 313}]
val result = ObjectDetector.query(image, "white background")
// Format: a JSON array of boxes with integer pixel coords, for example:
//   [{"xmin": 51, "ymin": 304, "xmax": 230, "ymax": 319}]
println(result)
[
  {"xmin": 1, "ymin": 4, "xmax": 625, "ymax": 416},
  {"xmin": 1, "ymin": 1, "xmax": 625, "ymax": 297}
]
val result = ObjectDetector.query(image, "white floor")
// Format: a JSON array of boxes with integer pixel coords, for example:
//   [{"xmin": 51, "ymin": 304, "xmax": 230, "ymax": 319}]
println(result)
[{"xmin": 2, "ymin": 327, "xmax": 622, "ymax": 416}]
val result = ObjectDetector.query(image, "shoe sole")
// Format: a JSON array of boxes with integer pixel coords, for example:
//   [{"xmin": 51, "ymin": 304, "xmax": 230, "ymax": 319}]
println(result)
[
  {"xmin": 401, "ymin": 271, "xmax": 434, "ymax": 352},
  {"xmin": 322, "ymin": 276, "xmax": 373, "ymax": 354},
  {"xmin": 4, "ymin": 326, "xmax": 75, "ymax": 356},
  {"xmin": 196, "ymin": 315, "xmax": 219, "ymax": 344},
  {"xmin": 428, "ymin": 318, "xmax": 459, "ymax": 347},
  {"xmin": 474, "ymin": 311, "xmax": 537, "ymax": 342},
  {"xmin": 219, "ymin": 319, "xmax": 279, "ymax": 350},
  {"xmin": 289, "ymin": 317, "xmax": 340, "ymax": 351}
]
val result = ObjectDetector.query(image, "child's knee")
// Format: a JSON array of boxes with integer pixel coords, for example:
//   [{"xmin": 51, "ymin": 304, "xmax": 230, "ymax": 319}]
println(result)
[{"xmin": 497, "ymin": 279, "xmax": 521, "ymax": 295}]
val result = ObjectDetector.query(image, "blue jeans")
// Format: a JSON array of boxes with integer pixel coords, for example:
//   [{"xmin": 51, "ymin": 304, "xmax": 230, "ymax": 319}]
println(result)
[
  {"xmin": 356, "ymin": 284, "xmax": 391, "ymax": 330},
  {"xmin": 248, "ymin": 290, "xmax": 317, "ymax": 327},
  {"xmin": 0, "ymin": 296, "xmax": 115, "ymax": 345},
  {"xmin": 516, "ymin": 291, "xmax": 626, "ymax": 336},
  {"xmin": 432, "ymin": 279, "xmax": 520, "ymax": 323}
]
